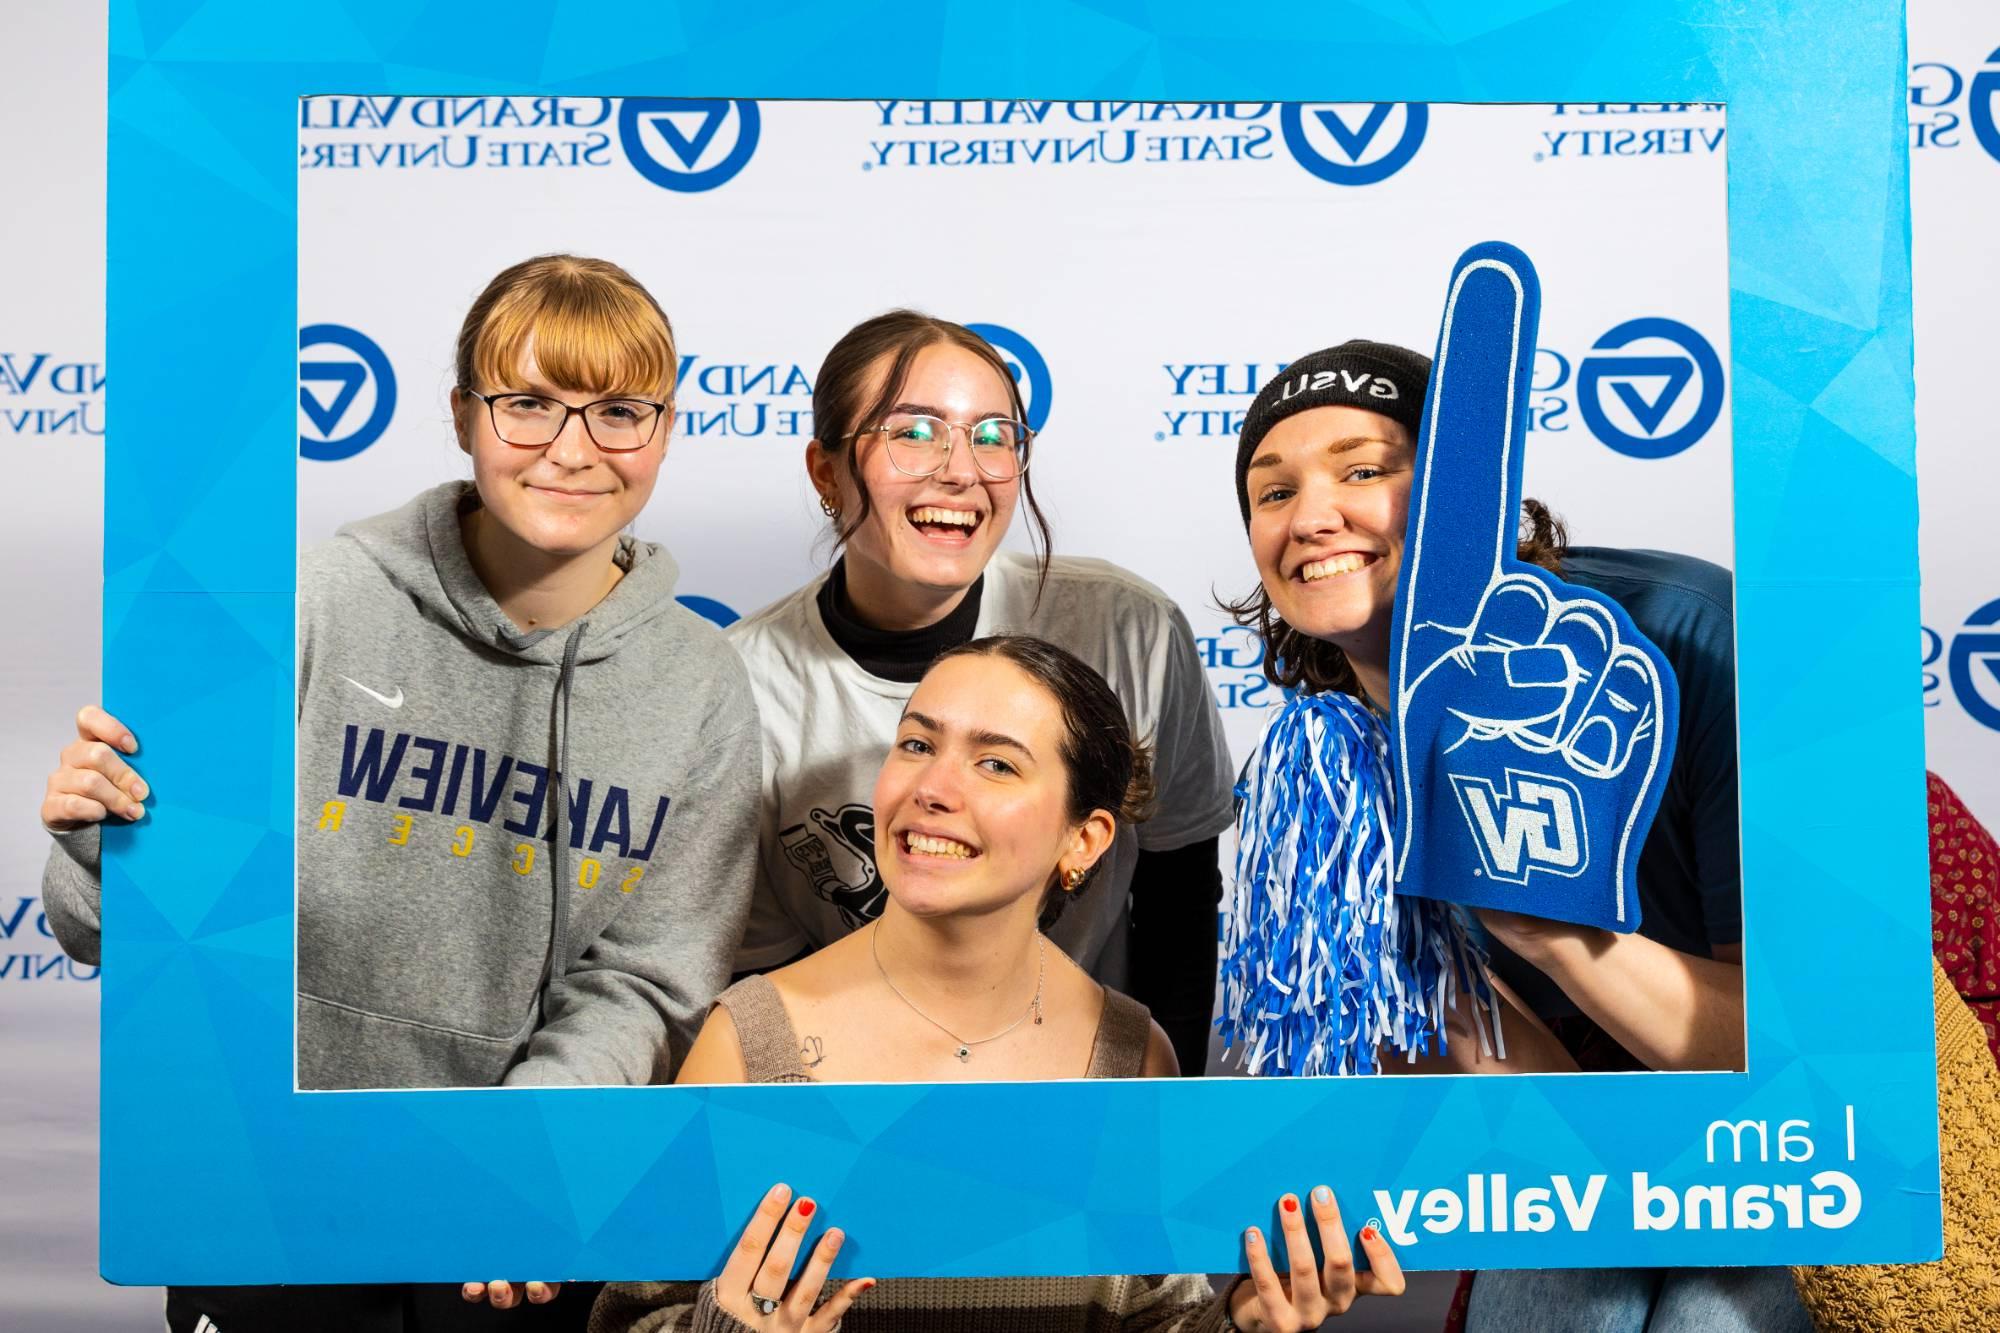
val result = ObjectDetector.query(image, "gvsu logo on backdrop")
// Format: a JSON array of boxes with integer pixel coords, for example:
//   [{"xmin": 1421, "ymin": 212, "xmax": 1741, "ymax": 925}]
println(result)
[
  {"xmin": 299, "ymin": 96, "xmax": 617, "ymax": 170},
  {"xmin": 1530, "ymin": 318, "xmax": 1725, "ymax": 459},
  {"xmin": 1194, "ymin": 624, "xmax": 1277, "ymax": 710},
  {"xmin": 296, "ymin": 96, "xmax": 761, "ymax": 186},
  {"xmin": 1924, "ymin": 598, "xmax": 2000, "ymax": 730},
  {"xmin": 1536, "ymin": 103, "xmax": 1725, "ymax": 161},
  {"xmin": 0, "ymin": 897, "xmax": 99, "ymax": 983},
  {"xmin": 1155, "ymin": 360, "xmax": 1289, "ymax": 440},
  {"xmin": 1909, "ymin": 50, "xmax": 2000, "ymax": 158},
  {"xmin": 300, "ymin": 325, "xmax": 397, "ymax": 462},
  {"xmin": 1280, "ymin": 103, "xmax": 1428, "ymax": 184},
  {"xmin": 675, "ymin": 351, "xmax": 816, "ymax": 438},
  {"xmin": 0, "ymin": 352, "xmax": 104, "ymax": 436},
  {"xmin": 1450, "ymin": 770, "xmax": 1587, "ymax": 884},
  {"xmin": 865, "ymin": 102, "xmax": 1277, "ymax": 170},
  {"xmin": 664, "ymin": 325, "xmax": 1040, "ymax": 441},
  {"xmin": 965, "ymin": 324, "xmax": 1052, "ymax": 432},
  {"xmin": 618, "ymin": 99, "xmax": 761, "ymax": 191},
  {"xmin": 863, "ymin": 102, "xmax": 1423, "ymax": 182}
]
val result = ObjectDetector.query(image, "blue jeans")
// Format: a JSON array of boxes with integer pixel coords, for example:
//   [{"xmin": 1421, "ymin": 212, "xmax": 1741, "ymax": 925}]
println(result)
[{"xmin": 1467, "ymin": 1267, "xmax": 1813, "ymax": 1333}]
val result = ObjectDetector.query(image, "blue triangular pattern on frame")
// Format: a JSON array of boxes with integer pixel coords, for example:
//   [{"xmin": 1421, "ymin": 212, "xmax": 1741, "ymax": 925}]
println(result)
[{"xmin": 99, "ymin": 0, "xmax": 1940, "ymax": 1287}]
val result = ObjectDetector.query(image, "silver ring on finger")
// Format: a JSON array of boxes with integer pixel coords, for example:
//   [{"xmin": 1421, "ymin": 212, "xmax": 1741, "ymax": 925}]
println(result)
[{"xmin": 750, "ymin": 1291, "xmax": 782, "ymax": 1316}]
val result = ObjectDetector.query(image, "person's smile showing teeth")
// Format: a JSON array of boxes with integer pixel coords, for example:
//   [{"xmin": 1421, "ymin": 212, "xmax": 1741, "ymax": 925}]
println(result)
[
  {"xmin": 1297, "ymin": 551, "xmax": 1378, "ymax": 583},
  {"xmin": 899, "ymin": 826, "xmax": 980, "ymax": 860},
  {"xmin": 907, "ymin": 505, "xmax": 983, "ymax": 539}
]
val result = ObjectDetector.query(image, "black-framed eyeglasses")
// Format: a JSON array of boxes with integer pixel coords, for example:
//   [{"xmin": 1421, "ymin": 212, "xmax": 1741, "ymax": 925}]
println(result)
[
  {"xmin": 847, "ymin": 412, "xmax": 1035, "ymax": 481},
  {"xmin": 464, "ymin": 389, "xmax": 668, "ymax": 452}
]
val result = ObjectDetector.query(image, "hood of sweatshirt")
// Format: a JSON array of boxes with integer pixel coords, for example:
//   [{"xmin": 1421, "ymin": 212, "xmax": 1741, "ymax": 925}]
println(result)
[{"xmin": 338, "ymin": 480, "xmax": 683, "ymax": 668}]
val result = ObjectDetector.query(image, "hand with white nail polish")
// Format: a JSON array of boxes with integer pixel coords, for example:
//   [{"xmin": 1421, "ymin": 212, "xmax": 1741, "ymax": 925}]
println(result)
[
  {"xmin": 1227, "ymin": 1186, "xmax": 1405, "ymax": 1331},
  {"xmin": 711, "ymin": 1182, "xmax": 874, "ymax": 1331},
  {"xmin": 40, "ymin": 705, "xmax": 149, "ymax": 832},
  {"xmin": 461, "ymin": 1279, "xmax": 562, "ymax": 1310}
]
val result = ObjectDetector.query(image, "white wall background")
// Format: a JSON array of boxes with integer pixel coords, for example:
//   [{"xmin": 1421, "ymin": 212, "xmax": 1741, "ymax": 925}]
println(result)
[{"xmin": 5, "ymin": 5, "xmax": 1994, "ymax": 1328}]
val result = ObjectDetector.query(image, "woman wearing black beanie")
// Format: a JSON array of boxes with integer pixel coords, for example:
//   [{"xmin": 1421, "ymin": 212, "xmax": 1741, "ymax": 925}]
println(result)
[{"xmin": 1225, "ymin": 340, "xmax": 1806, "ymax": 1332}]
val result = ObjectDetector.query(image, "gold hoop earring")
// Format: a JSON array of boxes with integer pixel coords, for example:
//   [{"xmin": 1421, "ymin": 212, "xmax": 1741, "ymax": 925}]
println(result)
[
  {"xmin": 819, "ymin": 493, "xmax": 840, "ymax": 519},
  {"xmin": 1063, "ymin": 866, "xmax": 1087, "ymax": 892}
]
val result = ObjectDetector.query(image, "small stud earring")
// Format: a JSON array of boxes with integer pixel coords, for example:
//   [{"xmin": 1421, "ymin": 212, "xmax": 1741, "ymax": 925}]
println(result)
[{"xmin": 1063, "ymin": 866, "xmax": 1087, "ymax": 892}]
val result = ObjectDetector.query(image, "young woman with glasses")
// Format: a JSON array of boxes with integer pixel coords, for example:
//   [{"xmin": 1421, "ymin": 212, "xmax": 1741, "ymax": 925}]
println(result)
[
  {"xmin": 724, "ymin": 312, "xmax": 1236, "ymax": 1077},
  {"xmin": 37, "ymin": 253, "xmax": 760, "ymax": 1332},
  {"xmin": 595, "ymin": 635, "xmax": 1405, "ymax": 1332}
]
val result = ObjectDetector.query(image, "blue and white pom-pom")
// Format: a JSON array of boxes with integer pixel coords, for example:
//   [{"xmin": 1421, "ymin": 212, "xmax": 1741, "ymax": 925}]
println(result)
[{"xmin": 1217, "ymin": 691, "xmax": 1500, "ymax": 1077}]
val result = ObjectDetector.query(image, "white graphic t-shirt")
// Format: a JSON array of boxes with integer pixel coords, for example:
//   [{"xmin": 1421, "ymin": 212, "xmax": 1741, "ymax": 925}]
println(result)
[{"xmin": 725, "ymin": 552, "xmax": 1237, "ymax": 983}]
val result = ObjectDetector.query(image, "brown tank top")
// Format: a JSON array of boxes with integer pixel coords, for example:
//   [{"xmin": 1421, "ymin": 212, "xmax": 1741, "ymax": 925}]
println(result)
[{"xmin": 715, "ymin": 973, "xmax": 1154, "ymax": 1082}]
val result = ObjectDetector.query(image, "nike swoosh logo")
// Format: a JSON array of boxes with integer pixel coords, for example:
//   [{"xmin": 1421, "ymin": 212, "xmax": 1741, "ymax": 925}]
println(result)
[{"xmin": 342, "ymin": 676, "xmax": 405, "ymax": 709}]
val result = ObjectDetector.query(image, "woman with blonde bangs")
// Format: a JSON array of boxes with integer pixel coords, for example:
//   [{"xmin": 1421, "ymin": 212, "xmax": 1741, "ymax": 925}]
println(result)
[{"xmin": 38, "ymin": 254, "xmax": 760, "ymax": 1332}]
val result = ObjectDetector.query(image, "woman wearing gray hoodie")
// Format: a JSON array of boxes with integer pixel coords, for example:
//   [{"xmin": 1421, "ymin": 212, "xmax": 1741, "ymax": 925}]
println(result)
[{"xmin": 37, "ymin": 254, "xmax": 761, "ymax": 1331}]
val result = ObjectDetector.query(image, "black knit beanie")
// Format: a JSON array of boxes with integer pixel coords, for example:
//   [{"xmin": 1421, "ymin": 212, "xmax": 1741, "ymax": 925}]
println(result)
[{"xmin": 1234, "ymin": 339, "xmax": 1431, "ymax": 526}]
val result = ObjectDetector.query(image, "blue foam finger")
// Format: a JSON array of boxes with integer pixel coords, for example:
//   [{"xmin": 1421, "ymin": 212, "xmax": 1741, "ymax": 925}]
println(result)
[{"xmin": 1389, "ymin": 242, "xmax": 1680, "ymax": 933}]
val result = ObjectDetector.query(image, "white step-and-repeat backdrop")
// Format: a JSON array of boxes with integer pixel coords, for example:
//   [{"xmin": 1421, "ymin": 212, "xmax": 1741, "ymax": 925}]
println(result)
[
  {"xmin": 298, "ymin": 96, "xmax": 1733, "ymax": 769},
  {"xmin": 4, "ymin": 6, "xmax": 1994, "ymax": 1327}
]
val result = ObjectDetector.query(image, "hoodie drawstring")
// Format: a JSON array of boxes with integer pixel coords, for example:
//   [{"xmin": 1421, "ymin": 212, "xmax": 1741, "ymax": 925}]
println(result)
[{"xmin": 540, "ymin": 620, "xmax": 589, "ymax": 1023}]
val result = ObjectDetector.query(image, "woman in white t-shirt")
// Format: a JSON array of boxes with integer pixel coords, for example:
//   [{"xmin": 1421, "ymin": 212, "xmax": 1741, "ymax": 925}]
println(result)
[{"xmin": 725, "ymin": 310, "xmax": 1235, "ymax": 1073}]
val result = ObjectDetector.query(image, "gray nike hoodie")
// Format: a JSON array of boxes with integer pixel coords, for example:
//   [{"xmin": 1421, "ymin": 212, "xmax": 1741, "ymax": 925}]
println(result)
[{"xmin": 43, "ymin": 481, "xmax": 761, "ymax": 1089}]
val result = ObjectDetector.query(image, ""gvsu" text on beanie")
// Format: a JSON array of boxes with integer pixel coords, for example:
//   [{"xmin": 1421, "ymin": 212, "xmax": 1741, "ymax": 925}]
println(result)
[{"xmin": 1234, "ymin": 339, "xmax": 1431, "ymax": 527}]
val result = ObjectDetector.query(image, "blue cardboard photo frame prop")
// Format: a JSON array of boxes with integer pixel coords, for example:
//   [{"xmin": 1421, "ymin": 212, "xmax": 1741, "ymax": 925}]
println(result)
[
  {"xmin": 1391, "ymin": 241, "xmax": 1679, "ymax": 933},
  {"xmin": 103, "ymin": 0, "xmax": 1940, "ymax": 1284}
]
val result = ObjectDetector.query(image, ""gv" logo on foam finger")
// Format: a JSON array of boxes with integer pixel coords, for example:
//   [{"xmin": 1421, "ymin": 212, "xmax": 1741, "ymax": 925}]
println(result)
[{"xmin": 1449, "ymin": 769, "xmax": 1588, "ymax": 884}]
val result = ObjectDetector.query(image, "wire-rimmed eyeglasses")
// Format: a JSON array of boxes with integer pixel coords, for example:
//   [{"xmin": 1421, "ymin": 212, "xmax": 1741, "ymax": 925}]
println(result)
[{"xmin": 847, "ymin": 412, "xmax": 1034, "ymax": 481}]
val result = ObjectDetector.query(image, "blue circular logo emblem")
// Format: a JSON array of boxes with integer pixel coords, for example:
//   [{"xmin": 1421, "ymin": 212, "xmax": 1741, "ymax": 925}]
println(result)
[
  {"xmin": 1971, "ymin": 45, "xmax": 2000, "ymax": 164},
  {"xmin": 677, "ymin": 595, "xmax": 740, "ymax": 628},
  {"xmin": 1281, "ymin": 102, "xmax": 1428, "ymax": 185},
  {"xmin": 619, "ymin": 99, "xmax": 761, "ymax": 192},
  {"xmin": 966, "ymin": 323, "xmax": 1052, "ymax": 434},
  {"xmin": 1950, "ymin": 596, "xmax": 2000, "ymax": 731},
  {"xmin": 299, "ymin": 324, "xmax": 396, "ymax": 462},
  {"xmin": 1575, "ymin": 317, "xmax": 1725, "ymax": 459}
]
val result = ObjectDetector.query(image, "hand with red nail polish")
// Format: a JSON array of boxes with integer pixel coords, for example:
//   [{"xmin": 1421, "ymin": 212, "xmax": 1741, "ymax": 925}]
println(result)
[
  {"xmin": 708, "ymin": 1182, "xmax": 873, "ymax": 1330},
  {"xmin": 1226, "ymin": 1186, "xmax": 1406, "ymax": 1330}
]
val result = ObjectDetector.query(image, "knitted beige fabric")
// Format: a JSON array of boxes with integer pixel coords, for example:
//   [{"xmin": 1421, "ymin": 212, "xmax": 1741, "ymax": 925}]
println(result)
[
  {"xmin": 1788, "ymin": 960, "xmax": 2000, "ymax": 1330},
  {"xmin": 590, "ymin": 981, "xmax": 1235, "ymax": 1330},
  {"xmin": 591, "ymin": 1274, "xmax": 1234, "ymax": 1333}
]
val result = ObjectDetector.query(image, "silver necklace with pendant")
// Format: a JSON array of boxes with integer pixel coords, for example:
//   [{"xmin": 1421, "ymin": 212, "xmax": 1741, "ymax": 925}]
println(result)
[{"xmin": 871, "ymin": 923, "xmax": 1045, "ymax": 1062}]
